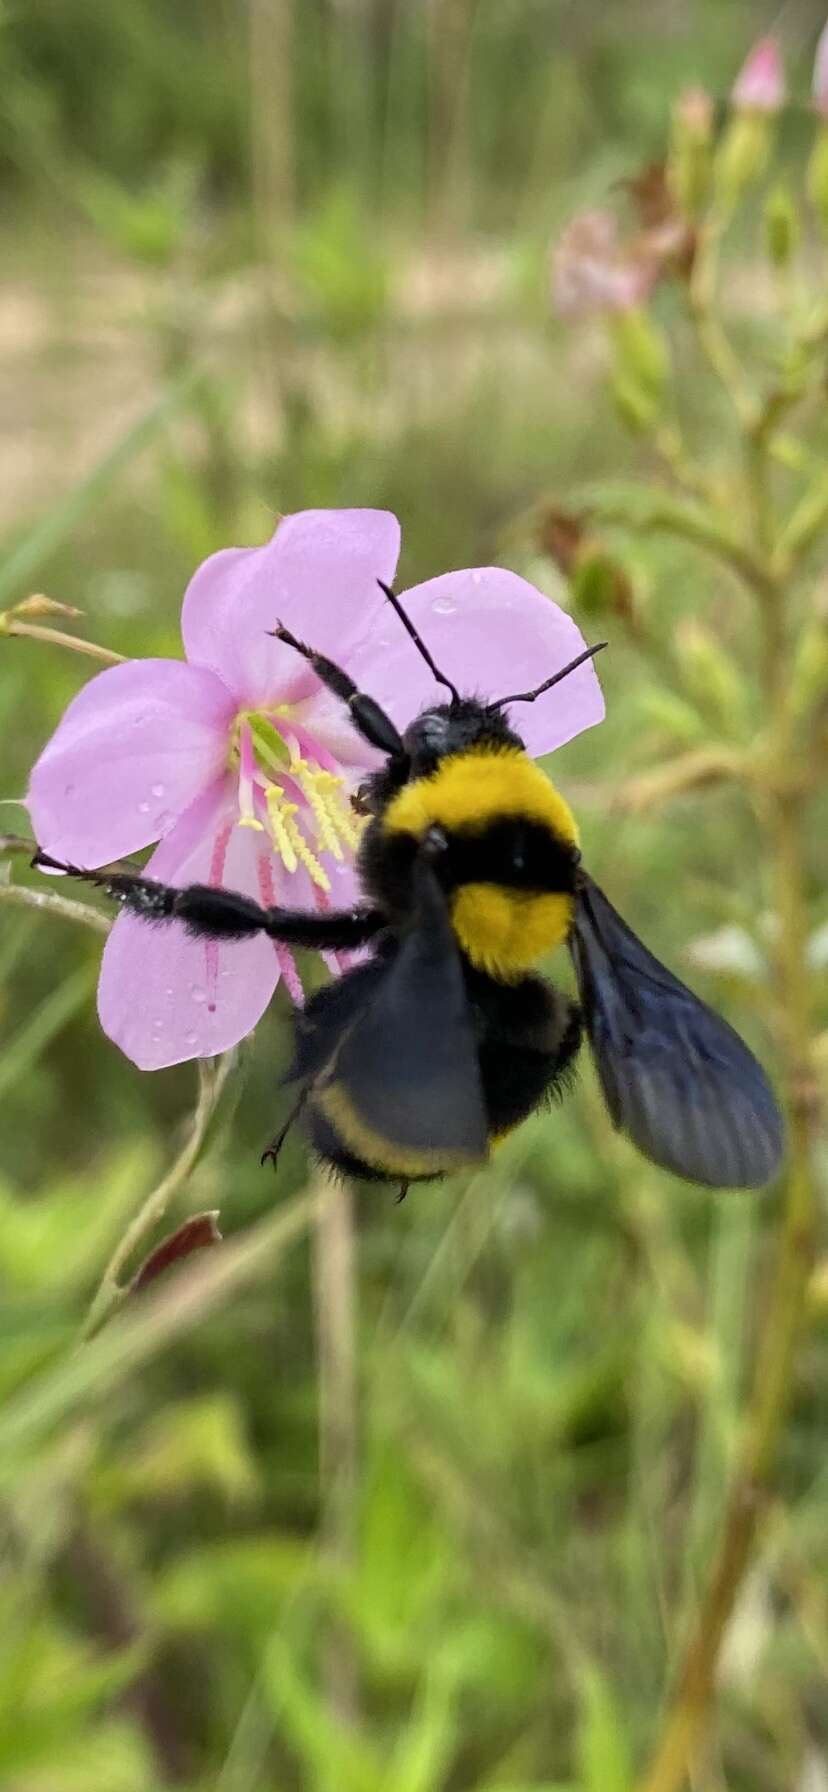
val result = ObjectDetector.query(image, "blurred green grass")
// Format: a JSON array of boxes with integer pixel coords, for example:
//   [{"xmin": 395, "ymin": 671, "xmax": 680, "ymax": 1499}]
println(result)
[{"xmin": 0, "ymin": 3, "xmax": 826, "ymax": 1790}]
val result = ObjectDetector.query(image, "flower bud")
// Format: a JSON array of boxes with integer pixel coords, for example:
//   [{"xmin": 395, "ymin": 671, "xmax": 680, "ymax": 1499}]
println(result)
[
  {"xmin": 611, "ymin": 308, "xmax": 668, "ymax": 403},
  {"xmin": 714, "ymin": 113, "xmax": 772, "ymax": 206},
  {"xmin": 764, "ymin": 182, "xmax": 799, "ymax": 267},
  {"xmin": 675, "ymin": 619, "xmax": 749, "ymax": 735},
  {"xmin": 571, "ymin": 547, "xmax": 637, "ymax": 624},
  {"xmin": 788, "ymin": 617, "xmax": 828, "ymax": 721},
  {"xmin": 807, "ymin": 126, "xmax": 828, "ymax": 231},
  {"xmin": 713, "ymin": 41, "xmax": 784, "ymax": 207},
  {"xmin": 813, "ymin": 18, "xmax": 828, "ymax": 119},
  {"xmin": 732, "ymin": 37, "xmax": 785, "ymax": 114},
  {"xmin": 635, "ymin": 688, "xmax": 707, "ymax": 748},
  {"xmin": 610, "ymin": 371, "xmax": 659, "ymax": 435},
  {"xmin": 670, "ymin": 87, "xmax": 714, "ymax": 218},
  {"xmin": 12, "ymin": 593, "xmax": 83, "ymax": 621}
]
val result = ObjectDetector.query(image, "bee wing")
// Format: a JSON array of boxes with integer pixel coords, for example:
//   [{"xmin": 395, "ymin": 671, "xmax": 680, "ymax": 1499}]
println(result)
[
  {"xmin": 318, "ymin": 862, "xmax": 489, "ymax": 1168},
  {"xmin": 569, "ymin": 874, "xmax": 783, "ymax": 1188}
]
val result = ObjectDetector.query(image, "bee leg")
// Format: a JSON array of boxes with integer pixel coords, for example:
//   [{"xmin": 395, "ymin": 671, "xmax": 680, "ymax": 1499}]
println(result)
[
  {"xmin": 32, "ymin": 853, "xmax": 383, "ymax": 949},
  {"xmin": 261, "ymin": 1087, "xmax": 309, "ymax": 1168},
  {"xmin": 270, "ymin": 621, "xmax": 406, "ymax": 759},
  {"xmin": 395, "ymin": 1181, "xmax": 410, "ymax": 1204}
]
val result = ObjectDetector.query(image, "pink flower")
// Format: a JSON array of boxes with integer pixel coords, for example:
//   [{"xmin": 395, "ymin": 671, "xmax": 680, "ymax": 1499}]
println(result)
[
  {"xmin": 552, "ymin": 210, "xmax": 656, "ymax": 319},
  {"xmin": 731, "ymin": 37, "xmax": 785, "ymax": 114},
  {"xmin": 28, "ymin": 508, "xmax": 605, "ymax": 1071},
  {"xmin": 813, "ymin": 19, "xmax": 828, "ymax": 118}
]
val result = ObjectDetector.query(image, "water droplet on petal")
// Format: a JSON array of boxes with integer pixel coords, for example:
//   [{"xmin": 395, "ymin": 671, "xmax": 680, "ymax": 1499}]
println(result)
[
  {"xmin": 184, "ymin": 1030, "xmax": 199, "ymax": 1047},
  {"xmin": 137, "ymin": 800, "xmax": 151, "ymax": 815},
  {"xmin": 208, "ymin": 1002, "xmax": 217, "ymax": 1013},
  {"xmin": 190, "ymin": 985, "xmax": 207, "ymax": 1004},
  {"xmin": 432, "ymin": 596, "xmax": 456, "ymax": 616},
  {"xmin": 471, "ymin": 570, "xmax": 483, "ymax": 586},
  {"xmin": 164, "ymin": 987, "xmax": 174, "ymax": 999},
  {"xmin": 151, "ymin": 782, "xmax": 166, "ymax": 799}
]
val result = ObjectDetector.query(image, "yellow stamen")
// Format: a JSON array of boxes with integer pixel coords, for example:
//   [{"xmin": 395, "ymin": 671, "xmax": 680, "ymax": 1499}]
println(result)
[
  {"xmin": 264, "ymin": 785, "xmax": 330, "ymax": 891},
  {"xmin": 291, "ymin": 762, "xmax": 343, "ymax": 858},
  {"xmin": 264, "ymin": 787, "xmax": 300, "ymax": 873},
  {"xmin": 289, "ymin": 754, "xmax": 364, "ymax": 856}
]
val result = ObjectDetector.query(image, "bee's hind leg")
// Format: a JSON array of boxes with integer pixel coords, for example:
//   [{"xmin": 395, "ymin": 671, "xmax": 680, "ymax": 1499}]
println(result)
[{"xmin": 261, "ymin": 1087, "xmax": 309, "ymax": 1168}]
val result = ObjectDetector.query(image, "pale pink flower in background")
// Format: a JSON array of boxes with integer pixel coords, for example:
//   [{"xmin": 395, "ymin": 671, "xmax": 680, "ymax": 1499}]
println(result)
[
  {"xmin": 731, "ymin": 37, "xmax": 785, "ymax": 114},
  {"xmin": 28, "ymin": 509, "xmax": 605, "ymax": 1071},
  {"xmin": 552, "ymin": 209, "xmax": 656, "ymax": 319},
  {"xmin": 813, "ymin": 18, "xmax": 828, "ymax": 118}
]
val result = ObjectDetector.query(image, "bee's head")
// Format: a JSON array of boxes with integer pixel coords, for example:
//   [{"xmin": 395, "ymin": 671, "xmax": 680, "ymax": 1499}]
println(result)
[
  {"xmin": 402, "ymin": 699, "xmax": 522, "ymax": 777},
  {"xmin": 351, "ymin": 581, "xmax": 605, "ymax": 815}
]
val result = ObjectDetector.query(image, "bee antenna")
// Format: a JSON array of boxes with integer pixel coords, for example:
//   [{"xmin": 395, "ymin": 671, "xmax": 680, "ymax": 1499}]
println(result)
[
  {"xmin": 494, "ymin": 641, "xmax": 607, "ymax": 709},
  {"xmin": 377, "ymin": 580, "xmax": 460, "ymax": 704}
]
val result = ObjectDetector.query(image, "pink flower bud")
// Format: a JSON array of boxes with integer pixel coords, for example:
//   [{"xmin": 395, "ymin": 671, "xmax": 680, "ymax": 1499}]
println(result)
[
  {"xmin": 731, "ymin": 37, "xmax": 785, "ymax": 114},
  {"xmin": 813, "ymin": 19, "xmax": 828, "ymax": 119}
]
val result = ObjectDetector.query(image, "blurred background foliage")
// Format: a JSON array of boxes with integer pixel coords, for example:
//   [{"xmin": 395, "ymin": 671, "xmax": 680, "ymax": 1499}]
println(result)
[{"xmin": 0, "ymin": 1, "xmax": 827, "ymax": 1789}]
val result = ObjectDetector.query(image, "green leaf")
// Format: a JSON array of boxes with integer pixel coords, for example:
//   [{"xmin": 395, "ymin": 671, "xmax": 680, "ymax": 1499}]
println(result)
[{"xmin": 263, "ymin": 1634, "xmax": 384, "ymax": 1792}]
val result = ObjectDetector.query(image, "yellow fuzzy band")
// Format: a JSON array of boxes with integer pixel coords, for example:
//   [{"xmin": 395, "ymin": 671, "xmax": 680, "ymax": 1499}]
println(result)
[
  {"xmin": 451, "ymin": 884, "xmax": 574, "ymax": 976},
  {"xmin": 316, "ymin": 1081, "xmax": 488, "ymax": 1178},
  {"xmin": 384, "ymin": 746, "xmax": 580, "ymax": 849}
]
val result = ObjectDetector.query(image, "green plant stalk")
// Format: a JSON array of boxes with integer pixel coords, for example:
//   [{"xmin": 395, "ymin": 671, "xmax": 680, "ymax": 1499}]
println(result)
[
  {"xmin": 0, "ymin": 616, "xmax": 126, "ymax": 664},
  {"xmin": 83, "ymin": 1054, "xmax": 234, "ymax": 1340},
  {"xmin": 635, "ymin": 441, "xmax": 817, "ymax": 1792},
  {"xmin": 0, "ymin": 880, "xmax": 111, "ymax": 934},
  {"xmin": 313, "ymin": 1173, "xmax": 360, "ymax": 1724}
]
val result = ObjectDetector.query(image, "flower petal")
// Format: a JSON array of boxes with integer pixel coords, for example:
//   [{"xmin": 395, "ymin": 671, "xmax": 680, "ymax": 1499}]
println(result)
[
  {"xmin": 344, "ymin": 568, "xmax": 605, "ymax": 757},
  {"xmin": 181, "ymin": 508, "xmax": 401, "ymax": 705},
  {"xmin": 28, "ymin": 659, "xmax": 234, "ymax": 864},
  {"xmin": 97, "ymin": 780, "xmax": 282, "ymax": 1070}
]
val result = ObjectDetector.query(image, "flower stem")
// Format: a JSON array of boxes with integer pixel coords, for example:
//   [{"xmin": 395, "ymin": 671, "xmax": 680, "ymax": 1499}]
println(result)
[
  {"xmin": 635, "ymin": 406, "xmax": 818, "ymax": 1792},
  {"xmin": 83, "ymin": 1054, "xmax": 234, "ymax": 1340},
  {"xmin": 313, "ymin": 1170, "xmax": 360, "ymax": 1724},
  {"xmin": 0, "ymin": 879, "xmax": 111, "ymax": 935},
  {"xmin": 0, "ymin": 615, "xmax": 127, "ymax": 664}
]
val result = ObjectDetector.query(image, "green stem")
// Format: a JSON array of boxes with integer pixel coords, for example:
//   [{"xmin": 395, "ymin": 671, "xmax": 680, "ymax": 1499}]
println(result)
[
  {"xmin": 0, "ymin": 881, "xmax": 111, "ymax": 935},
  {"xmin": 635, "ymin": 420, "xmax": 817, "ymax": 1792},
  {"xmin": 83, "ymin": 1055, "xmax": 234, "ymax": 1340},
  {"xmin": 313, "ymin": 1173, "xmax": 360, "ymax": 1724},
  {"xmin": 0, "ymin": 617, "xmax": 126, "ymax": 665}
]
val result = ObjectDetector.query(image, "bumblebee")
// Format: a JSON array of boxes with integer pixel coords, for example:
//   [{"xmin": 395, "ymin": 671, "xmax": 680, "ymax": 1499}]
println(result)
[{"xmin": 35, "ymin": 585, "xmax": 783, "ymax": 1196}]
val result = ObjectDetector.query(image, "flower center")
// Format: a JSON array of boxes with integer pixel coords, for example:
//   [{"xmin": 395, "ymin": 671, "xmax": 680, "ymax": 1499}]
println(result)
[{"xmin": 229, "ymin": 708, "xmax": 362, "ymax": 893}]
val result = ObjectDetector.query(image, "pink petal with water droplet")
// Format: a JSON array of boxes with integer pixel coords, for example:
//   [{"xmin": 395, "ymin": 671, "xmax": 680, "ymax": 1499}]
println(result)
[
  {"xmin": 345, "ymin": 567, "xmax": 605, "ymax": 757},
  {"xmin": 28, "ymin": 659, "xmax": 234, "ymax": 864},
  {"xmin": 98, "ymin": 779, "xmax": 281, "ymax": 1070},
  {"xmin": 181, "ymin": 508, "xmax": 401, "ymax": 707}
]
